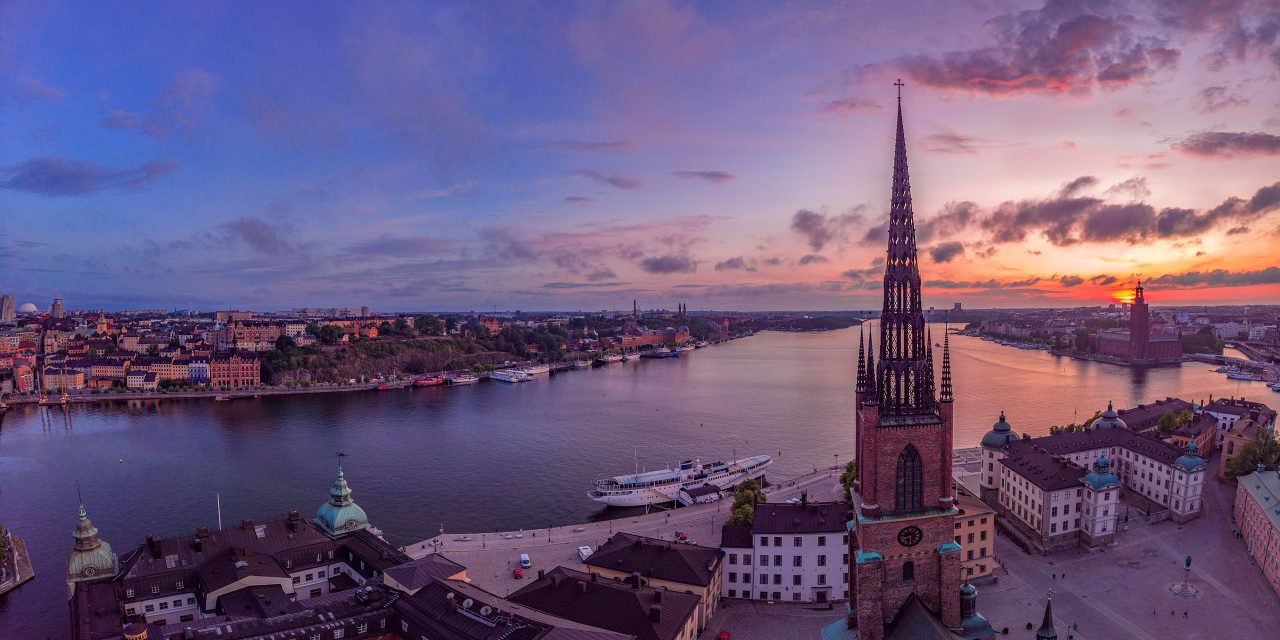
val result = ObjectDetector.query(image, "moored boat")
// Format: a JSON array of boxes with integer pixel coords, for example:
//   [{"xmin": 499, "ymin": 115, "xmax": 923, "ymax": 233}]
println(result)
[
  {"xmin": 414, "ymin": 375, "xmax": 446, "ymax": 387},
  {"xmin": 521, "ymin": 363, "xmax": 551, "ymax": 375},
  {"xmin": 588, "ymin": 454, "xmax": 773, "ymax": 507},
  {"xmin": 622, "ymin": 352, "xmax": 639, "ymax": 361},
  {"xmin": 1226, "ymin": 370, "xmax": 1263, "ymax": 381},
  {"xmin": 490, "ymin": 369, "xmax": 532, "ymax": 383},
  {"xmin": 446, "ymin": 373, "xmax": 479, "ymax": 385}
]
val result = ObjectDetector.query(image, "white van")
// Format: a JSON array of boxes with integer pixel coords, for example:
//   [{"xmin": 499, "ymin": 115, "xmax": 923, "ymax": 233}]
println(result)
[
  {"xmin": 577, "ymin": 546, "xmax": 593, "ymax": 561},
  {"xmin": 519, "ymin": 553, "xmax": 531, "ymax": 568}
]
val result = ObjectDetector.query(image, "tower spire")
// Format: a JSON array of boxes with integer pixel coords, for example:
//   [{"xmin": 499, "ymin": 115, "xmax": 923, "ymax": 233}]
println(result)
[
  {"xmin": 865, "ymin": 332, "xmax": 877, "ymax": 402},
  {"xmin": 876, "ymin": 82, "xmax": 933, "ymax": 415},
  {"xmin": 941, "ymin": 322, "xmax": 953, "ymax": 403},
  {"xmin": 856, "ymin": 327, "xmax": 867, "ymax": 394},
  {"xmin": 1035, "ymin": 591, "xmax": 1058, "ymax": 639}
]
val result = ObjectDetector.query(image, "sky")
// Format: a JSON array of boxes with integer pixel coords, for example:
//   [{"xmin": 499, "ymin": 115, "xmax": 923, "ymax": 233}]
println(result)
[{"xmin": 1, "ymin": 0, "xmax": 1279, "ymax": 312}]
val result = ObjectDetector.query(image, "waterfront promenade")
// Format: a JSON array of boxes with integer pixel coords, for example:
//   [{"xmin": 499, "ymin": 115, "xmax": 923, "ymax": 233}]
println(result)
[{"xmin": 407, "ymin": 466, "xmax": 845, "ymax": 597}]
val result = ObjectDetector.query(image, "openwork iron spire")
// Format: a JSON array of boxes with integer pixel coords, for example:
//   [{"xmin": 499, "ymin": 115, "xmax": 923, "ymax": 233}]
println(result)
[
  {"xmin": 940, "ymin": 327, "xmax": 953, "ymax": 403},
  {"xmin": 856, "ymin": 326, "xmax": 867, "ymax": 394},
  {"xmin": 866, "ymin": 333, "xmax": 878, "ymax": 402},
  {"xmin": 876, "ymin": 86, "xmax": 935, "ymax": 416}
]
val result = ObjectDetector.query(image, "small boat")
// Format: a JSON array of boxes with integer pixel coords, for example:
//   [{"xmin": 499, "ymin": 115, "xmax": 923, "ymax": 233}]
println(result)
[
  {"xmin": 677, "ymin": 344, "xmax": 695, "ymax": 352},
  {"xmin": 377, "ymin": 382, "xmax": 394, "ymax": 390},
  {"xmin": 695, "ymin": 341, "xmax": 709, "ymax": 349},
  {"xmin": 521, "ymin": 363, "xmax": 551, "ymax": 375},
  {"xmin": 593, "ymin": 353, "xmax": 624, "ymax": 366},
  {"xmin": 642, "ymin": 348, "xmax": 680, "ymax": 359},
  {"xmin": 622, "ymin": 352, "xmax": 639, "ymax": 362},
  {"xmin": 1226, "ymin": 371, "xmax": 1263, "ymax": 381},
  {"xmin": 573, "ymin": 360, "xmax": 590, "ymax": 369},
  {"xmin": 414, "ymin": 376, "xmax": 446, "ymax": 387},
  {"xmin": 447, "ymin": 373, "xmax": 479, "ymax": 385},
  {"xmin": 490, "ymin": 369, "xmax": 532, "ymax": 383}
]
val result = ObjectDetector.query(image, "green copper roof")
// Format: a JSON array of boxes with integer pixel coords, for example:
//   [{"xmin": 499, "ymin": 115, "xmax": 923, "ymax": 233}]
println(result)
[
  {"xmin": 1092, "ymin": 400, "xmax": 1127, "ymax": 430},
  {"xmin": 1174, "ymin": 440, "xmax": 1207, "ymax": 472},
  {"xmin": 314, "ymin": 466, "xmax": 369, "ymax": 537},
  {"xmin": 980, "ymin": 411, "xmax": 1018, "ymax": 449},
  {"xmin": 68, "ymin": 503, "xmax": 118, "ymax": 583},
  {"xmin": 1082, "ymin": 454, "xmax": 1121, "ymax": 491}
]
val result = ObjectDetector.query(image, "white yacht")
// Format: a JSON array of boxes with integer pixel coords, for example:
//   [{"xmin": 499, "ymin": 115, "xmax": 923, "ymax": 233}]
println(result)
[
  {"xmin": 521, "ymin": 363, "xmax": 551, "ymax": 375},
  {"xmin": 490, "ymin": 369, "xmax": 532, "ymax": 383},
  {"xmin": 587, "ymin": 454, "xmax": 772, "ymax": 507},
  {"xmin": 447, "ymin": 373, "xmax": 479, "ymax": 385}
]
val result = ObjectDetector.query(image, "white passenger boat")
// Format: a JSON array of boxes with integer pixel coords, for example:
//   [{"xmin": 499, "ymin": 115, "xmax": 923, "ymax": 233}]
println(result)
[
  {"xmin": 447, "ymin": 373, "xmax": 479, "ymax": 385},
  {"xmin": 1226, "ymin": 370, "xmax": 1263, "ymax": 381},
  {"xmin": 587, "ymin": 455, "xmax": 772, "ymax": 507},
  {"xmin": 490, "ymin": 369, "xmax": 532, "ymax": 383},
  {"xmin": 521, "ymin": 363, "xmax": 551, "ymax": 375},
  {"xmin": 622, "ymin": 352, "xmax": 639, "ymax": 361}
]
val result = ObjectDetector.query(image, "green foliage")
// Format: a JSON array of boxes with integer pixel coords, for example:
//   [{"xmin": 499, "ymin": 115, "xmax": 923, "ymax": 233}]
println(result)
[
  {"xmin": 415, "ymin": 314, "xmax": 444, "ymax": 335},
  {"xmin": 1156, "ymin": 409, "xmax": 1195, "ymax": 435},
  {"xmin": 1049, "ymin": 411, "xmax": 1101, "ymax": 435},
  {"xmin": 728, "ymin": 502, "xmax": 754, "ymax": 527},
  {"xmin": 839, "ymin": 460, "xmax": 857, "ymax": 501},
  {"xmin": 1182, "ymin": 329, "xmax": 1224, "ymax": 355},
  {"xmin": 1224, "ymin": 431, "xmax": 1280, "ymax": 480}
]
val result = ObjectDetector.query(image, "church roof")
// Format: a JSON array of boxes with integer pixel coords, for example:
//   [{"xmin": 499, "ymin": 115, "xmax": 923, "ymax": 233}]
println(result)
[
  {"xmin": 314, "ymin": 465, "xmax": 370, "ymax": 536},
  {"xmin": 885, "ymin": 593, "xmax": 961, "ymax": 640}
]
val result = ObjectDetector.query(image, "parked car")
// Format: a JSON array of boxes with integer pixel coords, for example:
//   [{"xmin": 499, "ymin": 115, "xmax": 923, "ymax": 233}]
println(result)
[
  {"xmin": 717, "ymin": 631, "xmax": 730, "ymax": 639},
  {"xmin": 519, "ymin": 553, "xmax": 531, "ymax": 568},
  {"xmin": 513, "ymin": 568, "xmax": 523, "ymax": 579},
  {"xmin": 674, "ymin": 531, "xmax": 688, "ymax": 540},
  {"xmin": 577, "ymin": 546, "xmax": 593, "ymax": 561}
]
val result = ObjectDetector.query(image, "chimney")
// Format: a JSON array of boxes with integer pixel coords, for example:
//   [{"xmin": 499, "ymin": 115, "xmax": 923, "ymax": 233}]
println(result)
[
  {"xmin": 241, "ymin": 519, "xmax": 254, "ymax": 531},
  {"xmin": 196, "ymin": 527, "xmax": 210, "ymax": 539},
  {"xmin": 192, "ymin": 538, "xmax": 203, "ymax": 553},
  {"xmin": 537, "ymin": 569, "xmax": 545, "ymax": 580},
  {"xmin": 577, "ymin": 581, "xmax": 588, "ymax": 595},
  {"xmin": 147, "ymin": 535, "xmax": 161, "ymax": 558},
  {"xmin": 551, "ymin": 573, "xmax": 564, "ymax": 589},
  {"xmin": 654, "ymin": 586, "xmax": 664, "ymax": 602},
  {"xmin": 800, "ymin": 491, "xmax": 808, "ymax": 505},
  {"xmin": 591, "ymin": 572, "xmax": 598, "ymax": 582},
  {"xmin": 648, "ymin": 605, "xmax": 662, "ymax": 623},
  {"xmin": 631, "ymin": 572, "xmax": 642, "ymax": 590}
]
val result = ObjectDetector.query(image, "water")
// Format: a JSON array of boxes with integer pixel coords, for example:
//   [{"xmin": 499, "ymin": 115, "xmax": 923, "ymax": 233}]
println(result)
[{"xmin": 0, "ymin": 327, "xmax": 1268, "ymax": 637}]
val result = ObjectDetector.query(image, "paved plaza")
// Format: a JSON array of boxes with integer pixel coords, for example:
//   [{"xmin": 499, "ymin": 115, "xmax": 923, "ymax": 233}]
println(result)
[{"xmin": 976, "ymin": 460, "xmax": 1280, "ymax": 640}]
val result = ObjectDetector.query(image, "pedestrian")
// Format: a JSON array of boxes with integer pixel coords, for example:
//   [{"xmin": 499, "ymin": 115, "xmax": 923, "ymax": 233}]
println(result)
[
  {"xmin": 1062, "ymin": 572, "xmax": 1066, "ymax": 579},
  {"xmin": 1183, "ymin": 611, "xmax": 1187, "ymax": 618},
  {"xmin": 1052, "ymin": 573, "xmax": 1056, "ymax": 579}
]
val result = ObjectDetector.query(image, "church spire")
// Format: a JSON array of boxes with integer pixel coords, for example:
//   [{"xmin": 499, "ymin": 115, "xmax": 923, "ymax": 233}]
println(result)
[
  {"xmin": 865, "ymin": 332, "xmax": 877, "ymax": 403},
  {"xmin": 856, "ymin": 327, "xmax": 867, "ymax": 394},
  {"xmin": 1035, "ymin": 592, "xmax": 1058, "ymax": 640},
  {"xmin": 940, "ymin": 325, "xmax": 953, "ymax": 403},
  {"xmin": 876, "ymin": 82, "xmax": 933, "ymax": 415}
]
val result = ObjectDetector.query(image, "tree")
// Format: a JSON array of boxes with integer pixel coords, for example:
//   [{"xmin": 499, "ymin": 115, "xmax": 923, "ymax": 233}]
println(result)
[
  {"xmin": 415, "ymin": 314, "xmax": 443, "ymax": 336},
  {"xmin": 275, "ymin": 335, "xmax": 296, "ymax": 352},
  {"xmin": 1156, "ymin": 409, "xmax": 1195, "ymax": 435},
  {"xmin": 445, "ymin": 317, "xmax": 458, "ymax": 333},
  {"xmin": 394, "ymin": 316, "xmax": 411, "ymax": 335},
  {"xmin": 1224, "ymin": 431, "xmax": 1280, "ymax": 480},
  {"xmin": 315, "ymin": 325, "xmax": 343, "ymax": 345},
  {"xmin": 146, "ymin": 344, "xmax": 160, "ymax": 356},
  {"xmin": 839, "ymin": 460, "xmax": 857, "ymax": 501}
]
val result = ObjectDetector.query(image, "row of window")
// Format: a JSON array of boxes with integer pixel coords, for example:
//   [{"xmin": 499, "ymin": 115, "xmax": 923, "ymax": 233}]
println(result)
[
  {"xmin": 953, "ymin": 517, "xmax": 989, "ymax": 528},
  {"xmin": 727, "ymin": 571, "xmax": 846, "ymax": 585},
  {"xmin": 125, "ymin": 596, "xmax": 195, "ymax": 616},
  {"xmin": 757, "ymin": 534, "xmax": 847, "ymax": 547},
  {"xmin": 725, "ymin": 589, "xmax": 850, "ymax": 601}
]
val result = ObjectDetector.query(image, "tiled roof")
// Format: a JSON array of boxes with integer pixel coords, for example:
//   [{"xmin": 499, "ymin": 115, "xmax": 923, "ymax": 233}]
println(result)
[
  {"xmin": 752, "ymin": 501, "xmax": 853, "ymax": 535},
  {"xmin": 385, "ymin": 553, "xmax": 466, "ymax": 592},
  {"xmin": 720, "ymin": 524, "xmax": 753, "ymax": 549},
  {"xmin": 1116, "ymin": 397, "xmax": 1194, "ymax": 431},
  {"xmin": 1239, "ymin": 469, "xmax": 1280, "ymax": 539},
  {"xmin": 1000, "ymin": 444, "xmax": 1087, "ymax": 492},
  {"xmin": 884, "ymin": 593, "xmax": 960, "ymax": 640},
  {"xmin": 584, "ymin": 532, "xmax": 721, "ymax": 587},
  {"xmin": 509, "ymin": 567, "xmax": 698, "ymax": 640},
  {"xmin": 1173, "ymin": 414, "xmax": 1217, "ymax": 438},
  {"xmin": 1021, "ymin": 427, "xmax": 1182, "ymax": 466}
]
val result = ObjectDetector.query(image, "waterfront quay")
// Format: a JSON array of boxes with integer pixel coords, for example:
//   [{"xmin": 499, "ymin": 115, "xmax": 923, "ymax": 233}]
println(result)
[{"xmin": 407, "ymin": 466, "xmax": 844, "ymax": 597}]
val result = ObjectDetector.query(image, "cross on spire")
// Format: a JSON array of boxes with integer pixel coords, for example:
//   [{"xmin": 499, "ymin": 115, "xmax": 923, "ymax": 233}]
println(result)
[
  {"xmin": 336, "ymin": 450, "xmax": 348, "ymax": 470},
  {"xmin": 894, "ymin": 78, "xmax": 904, "ymax": 101}
]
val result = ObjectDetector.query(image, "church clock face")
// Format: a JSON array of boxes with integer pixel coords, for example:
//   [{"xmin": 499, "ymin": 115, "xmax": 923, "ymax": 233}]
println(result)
[{"xmin": 897, "ymin": 526, "xmax": 923, "ymax": 547}]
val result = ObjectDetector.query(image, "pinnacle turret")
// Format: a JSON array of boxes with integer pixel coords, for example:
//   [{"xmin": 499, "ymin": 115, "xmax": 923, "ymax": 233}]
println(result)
[
  {"xmin": 856, "ymin": 327, "xmax": 867, "ymax": 394},
  {"xmin": 940, "ymin": 329, "xmax": 953, "ymax": 403},
  {"xmin": 1036, "ymin": 592, "xmax": 1058, "ymax": 640}
]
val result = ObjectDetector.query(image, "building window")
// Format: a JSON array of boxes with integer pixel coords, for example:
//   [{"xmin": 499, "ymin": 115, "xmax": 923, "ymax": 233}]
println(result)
[
  {"xmin": 967, "ymin": 549, "xmax": 974, "ymax": 560},
  {"xmin": 980, "ymin": 531, "xmax": 987, "ymax": 541},
  {"xmin": 358, "ymin": 623, "xmax": 367, "ymax": 633},
  {"xmin": 159, "ymin": 602, "xmax": 168, "ymax": 610},
  {"xmin": 818, "ymin": 555, "xmax": 827, "ymax": 567},
  {"xmin": 773, "ymin": 574, "xmax": 781, "ymax": 585},
  {"xmin": 843, "ymin": 553, "xmax": 849, "ymax": 565},
  {"xmin": 333, "ymin": 630, "xmax": 344, "ymax": 639},
  {"xmin": 818, "ymin": 574, "xmax": 827, "ymax": 585},
  {"xmin": 967, "ymin": 533, "xmax": 974, "ymax": 544},
  {"xmin": 895, "ymin": 445, "xmax": 924, "ymax": 511},
  {"xmin": 793, "ymin": 575, "xmax": 802, "ymax": 586},
  {"xmin": 172, "ymin": 599, "xmax": 181, "ymax": 607},
  {"xmin": 793, "ymin": 556, "xmax": 802, "ymax": 567},
  {"xmin": 729, "ymin": 572, "xmax": 737, "ymax": 583},
  {"xmin": 793, "ymin": 537, "xmax": 803, "ymax": 547},
  {"xmin": 903, "ymin": 561, "xmax": 914, "ymax": 582},
  {"xmin": 310, "ymin": 588, "xmax": 322, "ymax": 598},
  {"xmin": 818, "ymin": 536, "xmax": 826, "ymax": 546},
  {"xmin": 151, "ymin": 585, "xmax": 160, "ymax": 594},
  {"xmin": 126, "ymin": 589, "xmax": 134, "ymax": 598},
  {"xmin": 773, "ymin": 591, "xmax": 781, "ymax": 601},
  {"xmin": 774, "ymin": 555, "xmax": 782, "ymax": 566},
  {"xmin": 125, "ymin": 607, "xmax": 136, "ymax": 616},
  {"xmin": 145, "ymin": 604, "xmax": 154, "ymax": 613},
  {"xmin": 293, "ymin": 576, "xmax": 301, "ymax": 585},
  {"xmin": 402, "ymin": 621, "xmax": 410, "ymax": 633},
  {"xmin": 760, "ymin": 537, "xmax": 769, "ymax": 547},
  {"xmin": 793, "ymin": 593, "xmax": 801, "ymax": 601},
  {"xmin": 759, "ymin": 555, "xmax": 768, "ymax": 566},
  {"xmin": 175, "ymin": 580, "xmax": 184, "ymax": 590},
  {"xmin": 318, "ymin": 569, "xmax": 326, "ymax": 578},
  {"xmin": 774, "ymin": 536, "xmax": 782, "ymax": 546},
  {"xmin": 743, "ymin": 555, "xmax": 751, "ymax": 566},
  {"xmin": 729, "ymin": 589, "xmax": 737, "ymax": 598},
  {"xmin": 729, "ymin": 554, "xmax": 737, "ymax": 565}
]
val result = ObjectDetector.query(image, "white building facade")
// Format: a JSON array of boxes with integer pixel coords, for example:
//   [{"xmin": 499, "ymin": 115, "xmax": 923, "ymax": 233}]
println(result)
[{"xmin": 720, "ymin": 501, "xmax": 851, "ymax": 604}]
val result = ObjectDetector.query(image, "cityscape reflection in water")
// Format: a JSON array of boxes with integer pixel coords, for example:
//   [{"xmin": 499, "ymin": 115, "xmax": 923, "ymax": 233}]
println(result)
[{"xmin": 0, "ymin": 325, "xmax": 1265, "ymax": 635}]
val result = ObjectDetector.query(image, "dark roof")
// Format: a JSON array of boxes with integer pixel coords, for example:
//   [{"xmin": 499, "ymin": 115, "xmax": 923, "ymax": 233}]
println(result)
[
  {"xmin": 385, "ymin": 553, "xmax": 467, "ymax": 591},
  {"xmin": 1000, "ymin": 444, "xmax": 1087, "ymax": 492},
  {"xmin": 884, "ymin": 593, "xmax": 960, "ymax": 640},
  {"xmin": 1020, "ymin": 426, "xmax": 1182, "ymax": 466},
  {"xmin": 1205, "ymin": 398, "xmax": 1275, "ymax": 423},
  {"xmin": 509, "ymin": 567, "xmax": 698, "ymax": 640},
  {"xmin": 752, "ymin": 501, "xmax": 852, "ymax": 534},
  {"xmin": 196, "ymin": 546, "xmax": 289, "ymax": 594},
  {"xmin": 584, "ymin": 532, "xmax": 721, "ymax": 587},
  {"xmin": 1116, "ymin": 397, "xmax": 1194, "ymax": 431},
  {"xmin": 397, "ymin": 574, "xmax": 630, "ymax": 640},
  {"xmin": 71, "ymin": 580, "xmax": 124, "ymax": 640},
  {"xmin": 720, "ymin": 524, "xmax": 753, "ymax": 549},
  {"xmin": 216, "ymin": 584, "xmax": 303, "ymax": 619},
  {"xmin": 1173, "ymin": 414, "xmax": 1217, "ymax": 438}
]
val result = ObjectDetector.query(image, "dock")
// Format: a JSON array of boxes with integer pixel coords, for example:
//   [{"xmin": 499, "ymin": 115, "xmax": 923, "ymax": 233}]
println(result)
[
  {"xmin": 405, "ymin": 466, "xmax": 844, "ymax": 597},
  {"xmin": 0, "ymin": 531, "xmax": 35, "ymax": 597}
]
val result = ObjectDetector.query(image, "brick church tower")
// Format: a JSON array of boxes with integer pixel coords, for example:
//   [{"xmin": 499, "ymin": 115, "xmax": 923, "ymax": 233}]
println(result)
[{"xmin": 848, "ymin": 87, "xmax": 962, "ymax": 639}]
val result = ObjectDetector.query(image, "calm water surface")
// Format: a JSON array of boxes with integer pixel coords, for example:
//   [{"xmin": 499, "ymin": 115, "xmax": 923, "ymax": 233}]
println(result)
[{"xmin": 0, "ymin": 326, "xmax": 1270, "ymax": 636}]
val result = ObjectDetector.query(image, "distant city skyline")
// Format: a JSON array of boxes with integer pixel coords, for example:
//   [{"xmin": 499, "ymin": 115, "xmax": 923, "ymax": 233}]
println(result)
[{"xmin": 2, "ymin": 1, "xmax": 1279, "ymax": 310}]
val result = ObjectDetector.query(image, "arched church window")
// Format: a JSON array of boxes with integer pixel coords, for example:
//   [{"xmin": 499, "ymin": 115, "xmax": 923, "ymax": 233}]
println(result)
[
  {"xmin": 902, "ymin": 561, "xmax": 914, "ymax": 582},
  {"xmin": 896, "ymin": 445, "xmax": 923, "ymax": 511}
]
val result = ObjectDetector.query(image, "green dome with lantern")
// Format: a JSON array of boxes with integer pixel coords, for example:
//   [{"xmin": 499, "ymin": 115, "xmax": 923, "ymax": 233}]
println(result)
[
  {"xmin": 980, "ymin": 411, "xmax": 1018, "ymax": 450},
  {"xmin": 314, "ymin": 465, "xmax": 370, "ymax": 537},
  {"xmin": 67, "ymin": 502, "xmax": 118, "ymax": 588},
  {"xmin": 1091, "ymin": 401, "xmax": 1127, "ymax": 430}
]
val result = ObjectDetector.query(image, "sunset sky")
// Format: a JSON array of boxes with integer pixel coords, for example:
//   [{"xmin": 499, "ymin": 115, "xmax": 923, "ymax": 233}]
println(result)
[{"xmin": 2, "ymin": 0, "xmax": 1278, "ymax": 311}]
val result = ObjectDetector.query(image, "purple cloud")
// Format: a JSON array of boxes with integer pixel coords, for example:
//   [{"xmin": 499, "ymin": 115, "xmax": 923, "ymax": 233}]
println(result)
[
  {"xmin": 222, "ymin": 217, "xmax": 293, "ymax": 254},
  {"xmin": 714, "ymin": 256, "xmax": 754, "ymax": 271},
  {"xmin": 98, "ymin": 69, "xmax": 217, "ymax": 139},
  {"xmin": 671, "ymin": 170, "xmax": 735, "ymax": 184},
  {"xmin": 790, "ymin": 207, "xmax": 863, "ymax": 251},
  {"xmin": 574, "ymin": 169, "xmax": 643, "ymax": 189},
  {"xmin": 0, "ymin": 157, "xmax": 179, "ymax": 197},
  {"xmin": 1174, "ymin": 131, "xmax": 1280, "ymax": 157},
  {"xmin": 817, "ymin": 97, "xmax": 882, "ymax": 117},
  {"xmin": 798, "ymin": 254, "xmax": 829, "ymax": 265},
  {"xmin": 639, "ymin": 254, "xmax": 697, "ymax": 274},
  {"xmin": 543, "ymin": 139, "xmax": 629, "ymax": 152},
  {"xmin": 928, "ymin": 241, "xmax": 965, "ymax": 263}
]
